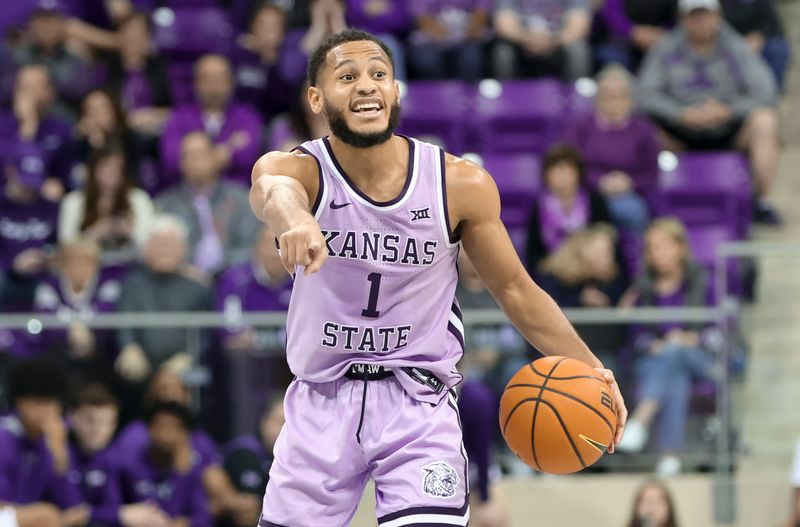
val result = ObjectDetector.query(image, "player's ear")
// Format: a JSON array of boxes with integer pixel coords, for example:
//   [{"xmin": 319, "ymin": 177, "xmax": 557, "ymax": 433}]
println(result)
[
  {"xmin": 393, "ymin": 80, "xmax": 401, "ymax": 104},
  {"xmin": 307, "ymin": 85, "xmax": 323, "ymax": 115}
]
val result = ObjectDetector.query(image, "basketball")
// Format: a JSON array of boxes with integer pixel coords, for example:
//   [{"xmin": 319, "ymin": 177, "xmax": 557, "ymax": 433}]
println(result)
[{"xmin": 499, "ymin": 356, "xmax": 618, "ymax": 474}]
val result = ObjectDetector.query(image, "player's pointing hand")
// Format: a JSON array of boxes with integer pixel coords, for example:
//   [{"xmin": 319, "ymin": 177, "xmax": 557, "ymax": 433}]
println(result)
[{"xmin": 279, "ymin": 220, "xmax": 328, "ymax": 276}]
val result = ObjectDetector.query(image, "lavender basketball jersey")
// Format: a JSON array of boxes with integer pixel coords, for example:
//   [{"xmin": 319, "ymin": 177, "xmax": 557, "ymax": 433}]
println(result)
[{"xmin": 286, "ymin": 136, "xmax": 464, "ymax": 403}]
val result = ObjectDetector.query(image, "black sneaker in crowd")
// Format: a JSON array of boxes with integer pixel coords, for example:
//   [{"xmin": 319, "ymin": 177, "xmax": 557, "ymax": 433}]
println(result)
[{"xmin": 753, "ymin": 201, "xmax": 783, "ymax": 226}]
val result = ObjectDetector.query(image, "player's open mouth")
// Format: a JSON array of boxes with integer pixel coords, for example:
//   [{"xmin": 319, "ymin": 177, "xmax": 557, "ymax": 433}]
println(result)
[{"xmin": 350, "ymin": 101, "xmax": 383, "ymax": 114}]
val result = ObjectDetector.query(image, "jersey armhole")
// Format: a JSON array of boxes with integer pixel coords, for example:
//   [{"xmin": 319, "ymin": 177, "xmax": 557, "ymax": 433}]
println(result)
[
  {"xmin": 292, "ymin": 145, "xmax": 326, "ymax": 219},
  {"xmin": 438, "ymin": 147, "xmax": 460, "ymax": 246}
]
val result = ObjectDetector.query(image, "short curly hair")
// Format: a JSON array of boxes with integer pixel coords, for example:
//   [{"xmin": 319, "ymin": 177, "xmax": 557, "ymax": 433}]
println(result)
[{"xmin": 307, "ymin": 28, "xmax": 394, "ymax": 87}]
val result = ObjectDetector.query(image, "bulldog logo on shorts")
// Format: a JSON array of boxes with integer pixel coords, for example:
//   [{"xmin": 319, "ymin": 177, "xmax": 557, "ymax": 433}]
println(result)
[{"xmin": 421, "ymin": 461, "xmax": 459, "ymax": 499}]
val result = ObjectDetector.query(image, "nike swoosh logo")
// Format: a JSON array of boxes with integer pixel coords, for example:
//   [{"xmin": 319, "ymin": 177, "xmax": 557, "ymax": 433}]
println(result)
[
  {"xmin": 330, "ymin": 200, "xmax": 351, "ymax": 210},
  {"xmin": 579, "ymin": 434, "xmax": 609, "ymax": 455}
]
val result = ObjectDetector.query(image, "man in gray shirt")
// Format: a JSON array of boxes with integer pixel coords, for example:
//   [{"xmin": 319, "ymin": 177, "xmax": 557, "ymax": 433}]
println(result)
[
  {"xmin": 493, "ymin": 0, "xmax": 592, "ymax": 80},
  {"xmin": 156, "ymin": 131, "xmax": 262, "ymax": 274},
  {"xmin": 638, "ymin": 0, "xmax": 781, "ymax": 224}
]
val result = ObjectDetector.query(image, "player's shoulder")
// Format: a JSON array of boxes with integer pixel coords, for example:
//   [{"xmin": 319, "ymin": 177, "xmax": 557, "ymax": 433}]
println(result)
[
  {"xmin": 442, "ymin": 151, "xmax": 498, "ymax": 195},
  {"xmin": 251, "ymin": 148, "xmax": 320, "ymax": 185}
]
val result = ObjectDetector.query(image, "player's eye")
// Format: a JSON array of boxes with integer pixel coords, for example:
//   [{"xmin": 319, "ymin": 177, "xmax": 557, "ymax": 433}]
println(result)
[
  {"xmin": 374, "ymin": 71, "xmax": 386, "ymax": 79},
  {"xmin": 340, "ymin": 73, "xmax": 354, "ymax": 81}
]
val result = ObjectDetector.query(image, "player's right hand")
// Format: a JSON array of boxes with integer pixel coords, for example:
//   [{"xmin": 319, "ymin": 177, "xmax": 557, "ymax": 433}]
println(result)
[{"xmin": 279, "ymin": 220, "xmax": 328, "ymax": 276}]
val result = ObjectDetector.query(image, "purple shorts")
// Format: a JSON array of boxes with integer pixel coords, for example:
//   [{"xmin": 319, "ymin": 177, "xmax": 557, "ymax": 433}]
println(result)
[{"xmin": 259, "ymin": 371, "xmax": 470, "ymax": 526}]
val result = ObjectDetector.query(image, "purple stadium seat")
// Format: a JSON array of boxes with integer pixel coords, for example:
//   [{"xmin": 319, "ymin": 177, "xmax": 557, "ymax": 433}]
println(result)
[
  {"xmin": 685, "ymin": 223, "xmax": 742, "ymax": 299},
  {"xmin": 474, "ymin": 80, "xmax": 568, "ymax": 154},
  {"xmin": 152, "ymin": 7, "xmax": 234, "ymax": 60},
  {"xmin": 397, "ymin": 81, "xmax": 475, "ymax": 154},
  {"xmin": 481, "ymin": 152, "xmax": 541, "ymax": 210},
  {"xmin": 656, "ymin": 152, "xmax": 752, "ymax": 238}
]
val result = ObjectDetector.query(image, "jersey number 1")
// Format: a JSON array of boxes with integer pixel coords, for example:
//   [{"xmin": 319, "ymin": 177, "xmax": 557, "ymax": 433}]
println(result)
[{"xmin": 361, "ymin": 272, "xmax": 382, "ymax": 318}]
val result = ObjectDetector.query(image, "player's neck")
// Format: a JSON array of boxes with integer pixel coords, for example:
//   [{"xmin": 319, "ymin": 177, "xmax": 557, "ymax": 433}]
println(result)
[{"xmin": 327, "ymin": 134, "xmax": 407, "ymax": 184}]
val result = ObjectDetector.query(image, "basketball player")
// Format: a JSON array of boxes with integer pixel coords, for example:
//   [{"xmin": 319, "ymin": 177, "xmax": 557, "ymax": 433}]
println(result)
[{"xmin": 249, "ymin": 29, "xmax": 627, "ymax": 527}]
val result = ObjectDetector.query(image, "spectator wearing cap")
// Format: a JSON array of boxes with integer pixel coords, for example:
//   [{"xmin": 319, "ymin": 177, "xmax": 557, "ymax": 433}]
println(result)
[
  {"xmin": 0, "ymin": 65, "xmax": 76, "ymax": 199},
  {"xmin": 0, "ymin": 358, "xmax": 88, "ymax": 525},
  {"xmin": 30, "ymin": 240, "xmax": 121, "ymax": 361},
  {"xmin": 638, "ymin": 0, "xmax": 781, "ymax": 224},
  {"xmin": 345, "ymin": 0, "xmax": 411, "ymax": 81},
  {"xmin": 721, "ymin": 0, "xmax": 790, "ymax": 91},
  {"xmin": 160, "ymin": 54, "xmax": 263, "ymax": 189},
  {"xmin": 407, "ymin": 0, "xmax": 490, "ymax": 82},
  {"xmin": 10, "ymin": 0, "xmax": 94, "ymax": 111},
  {"xmin": 233, "ymin": 3, "xmax": 305, "ymax": 125},
  {"xmin": 116, "ymin": 401, "xmax": 212, "ymax": 527},
  {"xmin": 562, "ymin": 65, "xmax": 659, "ymax": 234},
  {"xmin": 114, "ymin": 215, "xmax": 213, "ymax": 383},
  {"xmin": 58, "ymin": 148, "xmax": 155, "ymax": 267},
  {"xmin": 156, "ymin": 132, "xmax": 261, "ymax": 276},
  {"xmin": 493, "ymin": 0, "xmax": 592, "ymax": 80},
  {"xmin": 0, "ymin": 144, "xmax": 59, "ymax": 315}
]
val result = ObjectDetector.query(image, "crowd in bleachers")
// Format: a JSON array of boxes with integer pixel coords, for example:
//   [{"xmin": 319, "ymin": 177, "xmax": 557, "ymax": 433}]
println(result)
[{"xmin": 0, "ymin": 0, "xmax": 790, "ymax": 525}]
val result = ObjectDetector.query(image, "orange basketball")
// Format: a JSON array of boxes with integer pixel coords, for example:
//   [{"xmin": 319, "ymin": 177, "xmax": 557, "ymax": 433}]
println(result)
[{"xmin": 499, "ymin": 356, "xmax": 618, "ymax": 474}]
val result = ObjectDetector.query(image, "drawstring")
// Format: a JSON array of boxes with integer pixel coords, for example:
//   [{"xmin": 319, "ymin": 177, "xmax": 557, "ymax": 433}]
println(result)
[{"xmin": 355, "ymin": 369, "xmax": 368, "ymax": 444}]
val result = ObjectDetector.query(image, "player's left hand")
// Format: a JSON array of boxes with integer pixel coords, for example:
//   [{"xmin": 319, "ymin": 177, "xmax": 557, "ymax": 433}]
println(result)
[{"xmin": 595, "ymin": 368, "xmax": 627, "ymax": 454}]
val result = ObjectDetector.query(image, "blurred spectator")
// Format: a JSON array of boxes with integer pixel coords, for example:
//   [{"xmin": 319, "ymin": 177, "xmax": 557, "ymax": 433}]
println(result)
[
  {"xmin": 595, "ymin": 0, "xmax": 676, "ymax": 70},
  {"xmin": 525, "ymin": 145, "xmax": 611, "ymax": 273},
  {"xmin": 345, "ymin": 0, "xmax": 411, "ymax": 81},
  {"xmin": 266, "ymin": 81, "xmax": 329, "ymax": 151},
  {"xmin": 216, "ymin": 227, "xmax": 292, "ymax": 355},
  {"xmin": 31, "ymin": 240, "xmax": 121, "ymax": 360},
  {"xmin": 161, "ymin": 54, "xmax": 263, "ymax": 188},
  {"xmin": 493, "ymin": 0, "xmax": 592, "ymax": 80},
  {"xmin": 537, "ymin": 224, "xmax": 628, "ymax": 367},
  {"xmin": 456, "ymin": 252, "xmax": 527, "ymax": 394},
  {"xmin": 407, "ymin": 0, "xmax": 490, "ymax": 82},
  {"xmin": 106, "ymin": 11, "xmax": 172, "ymax": 136},
  {"xmin": 73, "ymin": 89, "xmax": 157, "ymax": 192},
  {"xmin": 157, "ymin": 132, "xmax": 261, "ymax": 275},
  {"xmin": 458, "ymin": 380, "xmax": 512, "ymax": 527},
  {"xmin": 626, "ymin": 480, "xmax": 680, "ymax": 527},
  {"xmin": 114, "ymin": 370, "xmax": 261, "ymax": 527},
  {"xmin": 223, "ymin": 392, "xmax": 284, "ymax": 496},
  {"xmin": 789, "ymin": 438, "xmax": 800, "ymax": 527},
  {"xmin": 638, "ymin": 0, "xmax": 781, "ymax": 224},
  {"xmin": 300, "ymin": 0, "xmax": 348, "ymax": 56},
  {"xmin": 58, "ymin": 148, "xmax": 155, "ymax": 267},
  {"xmin": 234, "ymin": 3, "xmax": 305, "ymax": 125},
  {"xmin": 115, "ymin": 215, "xmax": 213, "ymax": 383},
  {"xmin": 616, "ymin": 218, "xmax": 717, "ymax": 476},
  {"xmin": 0, "ymin": 64, "xmax": 75, "ymax": 198},
  {"xmin": 117, "ymin": 401, "xmax": 212, "ymax": 527},
  {"xmin": 562, "ymin": 65, "xmax": 658, "ymax": 234},
  {"xmin": 0, "ymin": 144, "xmax": 59, "ymax": 313},
  {"xmin": 10, "ymin": 3, "xmax": 94, "ymax": 111},
  {"xmin": 721, "ymin": 0, "xmax": 789, "ymax": 90},
  {"xmin": 68, "ymin": 382, "xmax": 172, "ymax": 527},
  {"xmin": 0, "ymin": 358, "xmax": 88, "ymax": 525}
]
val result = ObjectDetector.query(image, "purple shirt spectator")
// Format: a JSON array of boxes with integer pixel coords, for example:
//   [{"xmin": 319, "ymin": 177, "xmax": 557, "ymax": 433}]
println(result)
[
  {"xmin": 599, "ymin": 0, "xmax": 633, "ymax": 38},
  {"xmin": 117, "ymin": 445, "xmax": 211, "ymax": 527},
  {"xmin": 0, "ymin": 193, "xmax": 58, "ymax": 273},
  {"xmin": 346, "ymin": 0, "xmax": 413, "ymax": 36},
  {"xmin": 232, "ymin": 46, "xmax": 302, "ymax": 125},
  {"xmin": 68, "ymin": 442, "xmax": 122, "ymax": 526},
  {"xmin": 411, "ymin": 0, "xmax": 491, "ymax": 44},
  {"xmin": 0, "ymin": 414, "xmax": 82, "ymax": 508},
  {"xmin": 160, "ymin": 102, "xmax": 263, "ymax": 188},
  {"xmin": 112, "ymin": 421, "xmax": 222, "ymax": 470},
  {"xmin": 0, "ymin": 111, "xmax": 76, "ymax": 186},
  {"xmin": 562, "ymin": 113, "xmax": 660, "ymax": 205}
]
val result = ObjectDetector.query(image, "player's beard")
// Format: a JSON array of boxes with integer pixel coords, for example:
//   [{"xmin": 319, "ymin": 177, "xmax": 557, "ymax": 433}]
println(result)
[{"xmin": 324, "ymin": 99, "xmax": 400, "ymax": 149}]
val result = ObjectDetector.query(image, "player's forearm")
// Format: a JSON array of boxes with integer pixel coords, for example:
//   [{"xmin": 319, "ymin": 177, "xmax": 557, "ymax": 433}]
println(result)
[
  {"xmin": 250, "ymin": 177, "xmax": 315, "ymax": 237},
  {"xmin": 499, "ymin": 273, "xmax": 603, "ymax": 368}
]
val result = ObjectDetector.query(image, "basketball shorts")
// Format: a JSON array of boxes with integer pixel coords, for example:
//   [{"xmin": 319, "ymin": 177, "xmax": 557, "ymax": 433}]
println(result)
[{"xmin": 259, "ymin": 368, "xmax": 470, "ymax": 527}]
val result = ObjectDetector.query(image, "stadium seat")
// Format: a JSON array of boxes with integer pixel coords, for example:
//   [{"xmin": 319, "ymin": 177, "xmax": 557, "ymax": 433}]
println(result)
[
  {"xmin": 152, "ymin": 7, "xmax": 234, "ymax": 61},
  {"xmin": 656, "ymin": 152, "xmax": 752, "ymax": 238},
  {"xmin": 474, "ymin": 79, "xmax": 568, "ymax": 154},
  {"xmin": 397, "ymin": 81, "xmax": 476, "ymax": 154}
]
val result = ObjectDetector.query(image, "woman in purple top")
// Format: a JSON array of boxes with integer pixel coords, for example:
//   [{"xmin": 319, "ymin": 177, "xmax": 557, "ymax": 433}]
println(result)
[
  {"xmin": 525, "ymin": 144, "xmax": 612, "ymax": 274},
  {"xmin": 562, "ymin": 65, "xmax": 659, "ymax": 234},
  {"xmin": 105, "ymin": 11, "xmax": 172, "ymax": 136},
  {"xmin": 407, "ymin": 0, "xmax": 491, "ymax": 82},
  {"xmin": 616, "ymin": 218, "xmax": 716, "ymax": 476}
]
